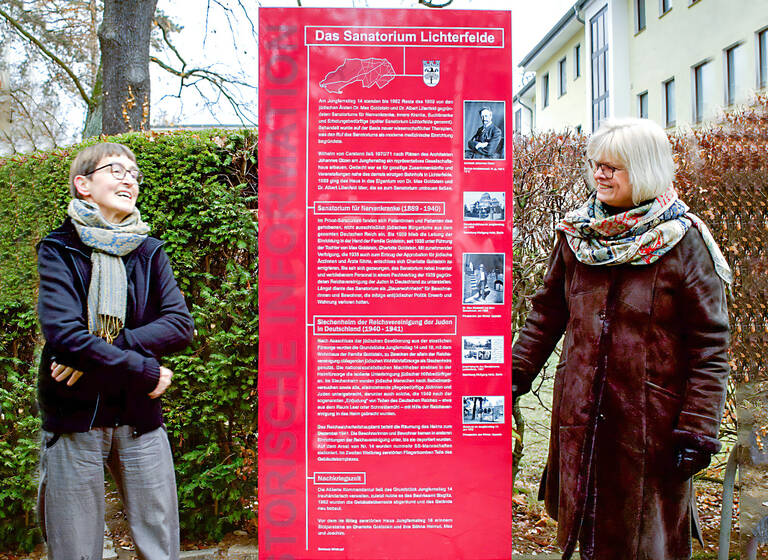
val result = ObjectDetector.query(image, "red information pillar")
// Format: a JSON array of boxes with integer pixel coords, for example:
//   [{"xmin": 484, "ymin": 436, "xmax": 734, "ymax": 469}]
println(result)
[{"xmin": 259, "ymin": 8, "xmax": 513, "ymax": 559}]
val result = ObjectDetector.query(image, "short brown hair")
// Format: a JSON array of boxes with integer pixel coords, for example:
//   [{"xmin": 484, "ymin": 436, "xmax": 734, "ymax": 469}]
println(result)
[{"xmin": 69, "ymin": 143, "xmax": 137, "ymax": 199}]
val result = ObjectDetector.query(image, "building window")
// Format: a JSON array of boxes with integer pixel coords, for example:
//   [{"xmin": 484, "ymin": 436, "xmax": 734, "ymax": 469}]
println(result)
[
  {"xmin": 638, "ymin": 91, "xmax": 648, "ymax": 118},
  {"xmin": 759, "ymin": 28, "xmax": 767, "ymax": 89},
  {"xmin": 635, "ymin": 0, "xmax": 646, "ymax": 32},
  {"xmin": 693, "ymin": 63, "xmax": 703, "ymax": 122},
  {"xmin": 693, "ymin": 61, "xmax": 710, "ymax": 123},
  {"xmin": 660, "ymin": 0, "xmax": 671, "ymax": 15},
  {"xmin": 692, "ymin": 61, "xmax": 713, "ymax": 123},
  {"xmin": 663, "ymin": 78, "xmax": 675, "ymax": 127},
  {"xmin": 542, "ymin": 73, "xmax": 550, "ymax": 108},
  {"xmin": 574, "ymin": 44, "xmax": 581, "ymax": 78},
  {"xmin": 559, "ymin": 58, "xmax": 567, "ymax": 96},
  {"xmin": 575, "ymin": 125, "xmax": 582, "ymax": 134},
  {"xmin": 514, "ymin": 108, "xmax": 522, "ymax": 134},
  {"xmin": 591, "ymin": 7, "xmax": 609, "ymax": 130},
  {"xmin": 725, "ymin": 43, "xmax": 743, "ymax": 106}
]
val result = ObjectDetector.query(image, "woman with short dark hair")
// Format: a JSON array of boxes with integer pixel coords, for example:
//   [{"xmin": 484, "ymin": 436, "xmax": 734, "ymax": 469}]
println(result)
[{"xmin": 36, "ymin": 142, "xmax": 194, "ymax": 559}]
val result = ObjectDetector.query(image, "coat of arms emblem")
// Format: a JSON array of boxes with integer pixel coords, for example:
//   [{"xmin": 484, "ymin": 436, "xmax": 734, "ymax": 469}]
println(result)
[{"xmin": 422, "ymin": 60, "xmax": 440, "ymax": 87}]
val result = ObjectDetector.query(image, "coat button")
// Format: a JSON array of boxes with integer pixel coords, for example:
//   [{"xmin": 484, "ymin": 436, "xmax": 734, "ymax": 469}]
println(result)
[{"xmin": 598, "ymin": 311, "xmax": 606, "ymax": 320}]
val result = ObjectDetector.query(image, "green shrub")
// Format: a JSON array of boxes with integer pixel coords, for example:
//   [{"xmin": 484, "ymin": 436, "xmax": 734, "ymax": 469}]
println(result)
[
  {"xmin": 0, "ymin": 129, "xmax": 258, "ymax": 550},
  {"xmin": 0, "ymin": 304, "xmax": 41, "ymax": 550}
]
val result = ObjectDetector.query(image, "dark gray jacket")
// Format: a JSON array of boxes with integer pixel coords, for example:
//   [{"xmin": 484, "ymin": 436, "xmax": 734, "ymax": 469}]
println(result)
[{"xmin": 37, "ymin": 218, "xmax": 194, "ymax": 436}]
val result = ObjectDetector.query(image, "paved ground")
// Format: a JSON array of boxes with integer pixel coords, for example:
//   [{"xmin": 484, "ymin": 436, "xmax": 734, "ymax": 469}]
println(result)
[
  {"xmin": 33, "ymin": 544, "xmax": 258, "ymax": 560},
  {"xmin": 33, "ymin": 548, "xmax": 573, "ymax": 560}
]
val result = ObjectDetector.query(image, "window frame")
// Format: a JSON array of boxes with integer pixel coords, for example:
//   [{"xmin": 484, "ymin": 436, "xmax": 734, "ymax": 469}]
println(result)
[
  {"xmin": 635, "ymin": 0, "xmax": 647, "ymax": 33},
  {"xmin": 637, "ymin": 91, "xmax": 649, "ymax": 118},
  {"xmin": 590, "ymin": 7, "xmax": 609, "ymax": 130},
  {"xmin": 574, "ymin": 43, "xmax": 582, "ymax": 78},
  {"xmin": 542, "ymin": 73, "xmax": 550, "ymax": 108},
  {"xmin": 558, "ymin": 57, "xmax": 567, "ymax": 96},
  {"xmin": 724, "ymin": 42, "xmax": 743, "ymax": 106},
  {"xmin": 663, "ymin": 78, "xmax": 675, "ymax": 128},
  {"xmin": 758, "ymin": 27, "xmax": 768, "ymax": 90},
  {"xmin": 692, "ymin": 60, "xmax": 711, "ymax": 123}
]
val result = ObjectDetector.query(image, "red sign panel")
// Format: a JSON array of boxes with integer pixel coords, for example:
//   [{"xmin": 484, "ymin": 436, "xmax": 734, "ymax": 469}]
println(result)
[{"xmin": 258, "ymin": 8, "xmax": 513, "ymax": 559}]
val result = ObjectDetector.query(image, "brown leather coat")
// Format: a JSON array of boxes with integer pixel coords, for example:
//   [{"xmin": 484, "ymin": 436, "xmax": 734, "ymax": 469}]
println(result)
[{"xmin": 513, "ymin": 228, "xmax": 729, "ymax": 560}]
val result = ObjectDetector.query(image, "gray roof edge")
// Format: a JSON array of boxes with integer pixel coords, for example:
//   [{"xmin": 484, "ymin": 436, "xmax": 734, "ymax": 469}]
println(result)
[
  {"xmin": 514, "ymin": 77, "xmax": 536, "ymax": 100},
  {"xmin": 519, "ymin": 4, "xmax": 579, "ymax": 68}
]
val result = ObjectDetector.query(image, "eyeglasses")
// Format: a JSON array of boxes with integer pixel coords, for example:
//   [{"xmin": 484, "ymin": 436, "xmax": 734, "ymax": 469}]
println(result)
[
  {"xmin": 84, "ymin": 162, "xmax": 144, "ymax": 185},
  {"xmin": 587, "ymin": 159, "xmax": 624, "ymax": 179}
]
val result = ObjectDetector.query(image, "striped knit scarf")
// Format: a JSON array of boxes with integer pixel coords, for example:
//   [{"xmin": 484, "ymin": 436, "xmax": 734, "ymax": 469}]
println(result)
[
  {"xmin": 556, "ymin": 187, "xmax": 732, "ymax": 285},
  {"xmin": 67, "ymin": 199, "xmax": 150, "ymax": 343}
]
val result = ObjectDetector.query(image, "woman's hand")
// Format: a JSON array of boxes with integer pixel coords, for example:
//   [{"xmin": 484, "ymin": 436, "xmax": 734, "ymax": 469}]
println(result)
[
  {"xmin": 51, "ymin": 361, "xmax": 84, "ymax": 386},
  {"xmin": 148, "ymin": 366, "xmax": 173, "ymax": 399},
  {"xmin": 675, "ymin": 447, "xmax": 712, "ymax": 480}
]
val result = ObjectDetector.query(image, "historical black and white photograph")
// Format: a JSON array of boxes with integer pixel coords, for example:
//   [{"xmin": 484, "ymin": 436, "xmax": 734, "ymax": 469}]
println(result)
[
  {"xmin": 463, "ymin": 191, "xmax": 505, "ymax": 221},
  {"xmin": 462, "ymin": 396, "xmax": 504, "ymax": 424},
  {"xmin": 462, "ymin": 336, "xmax": 504, "ymax": 364},
  {"xmin": 462, "ymin": 253, "xmax": 504, "ymax": 304},
  {"xmin": 463, "ymin": 100, "xmax": 505, "ymax": 160}
]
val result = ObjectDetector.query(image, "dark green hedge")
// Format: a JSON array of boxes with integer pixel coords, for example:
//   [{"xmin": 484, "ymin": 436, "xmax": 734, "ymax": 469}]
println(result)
[{"xmin": 0, "ymin": 129, "xmax": 258, "ymax": 550}]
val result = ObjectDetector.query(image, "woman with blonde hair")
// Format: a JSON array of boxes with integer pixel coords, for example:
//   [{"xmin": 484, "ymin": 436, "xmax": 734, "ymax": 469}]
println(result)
[{"xmin": 512, "ymin": 118, "xmax": 731, "ymax": 559}]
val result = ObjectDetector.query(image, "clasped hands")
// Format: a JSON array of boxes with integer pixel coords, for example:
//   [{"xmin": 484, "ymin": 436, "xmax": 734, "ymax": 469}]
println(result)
[{"xmin": 51, "ymin": 361, "xmax": 173, "ymax": 398}]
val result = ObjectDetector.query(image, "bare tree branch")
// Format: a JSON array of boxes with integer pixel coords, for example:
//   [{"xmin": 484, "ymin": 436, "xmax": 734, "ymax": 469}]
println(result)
[
  {"xmin": 155, "ymin": 16, "xmax": 186, "ymax": 68},
  {"xmin": 2, "ymin": 0, "xmax": 257, "ymax": 146},
  {"xmin": 205, "ymin": 0, "xmax": 256, "ymax": 52},
  {"xmin": 190, "ymin": 79, "xmax": 254, "ymax": 124},
  {"xmin": 150, "ymin": 22, "xmax": 257, "ymax": 126},
  {"xmin": 1, "ymin": 129, "xmax": 19, "ymax": 154},
  {"xmin": 150, "ymin": 56, "xmax": 252, "ymax": 91},
  {"xmin": 151, "ymin": 67, "xmax": 256, "ymax": 124},
  {"xmin": 15, "ymin": 89, "xmax": 64, "ymax": 139},
  {"xmin": 234, "ymin": 0, "xmax": 256, "ymax": 35},
  {"xmin": 4, "ymin": 86, "xmax": 65, "ymax": 151},
  {"xmin": 0, "ymin": 5, "xmax": 93, "ymax": 109}
]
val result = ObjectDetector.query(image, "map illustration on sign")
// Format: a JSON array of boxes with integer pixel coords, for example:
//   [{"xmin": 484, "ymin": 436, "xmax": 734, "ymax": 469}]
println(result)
[{"xmin": 319, "ymin": 57, "xmax": 396, "ymax": 93}]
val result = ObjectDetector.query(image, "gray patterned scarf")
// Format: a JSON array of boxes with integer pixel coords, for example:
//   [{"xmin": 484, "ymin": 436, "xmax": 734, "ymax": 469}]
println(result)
[{"xmin": 67, "ymin": 199, "xmax": 150, "ymax": 343}]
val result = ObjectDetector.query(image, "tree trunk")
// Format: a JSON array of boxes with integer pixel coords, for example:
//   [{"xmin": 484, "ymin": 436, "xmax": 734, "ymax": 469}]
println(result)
[
  {"xmin": 98, "ymin": 0, "xmax": 157, "ymax": 135},
  {"xmin": 512, "ymin": 397, "xmax": 525, "ymax": 486},
  {"xmin": 83, "ymin": 63, "xmax": 103, "ymax": 138},
  {"xmin": 83, "ymin": 101, "xmax": 103, "ymax": 138}
]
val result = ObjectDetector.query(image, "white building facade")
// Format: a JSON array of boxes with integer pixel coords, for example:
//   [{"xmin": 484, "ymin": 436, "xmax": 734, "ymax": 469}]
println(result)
[{"xmin": 514, "ymin": 0, "xmax": 768, "ymax": 133}]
